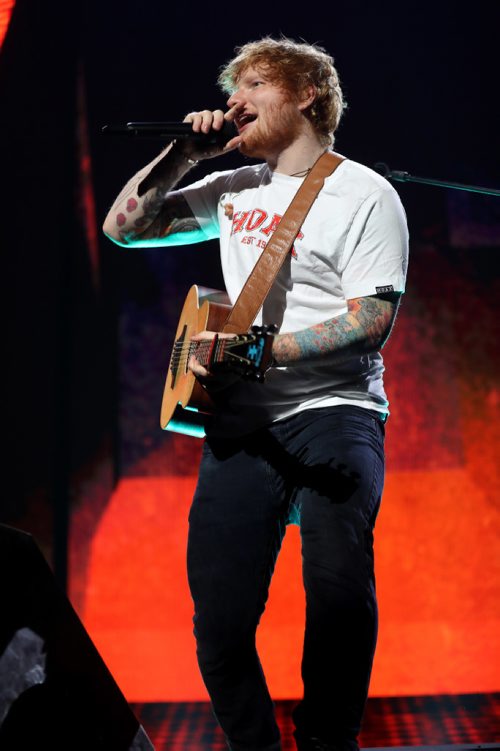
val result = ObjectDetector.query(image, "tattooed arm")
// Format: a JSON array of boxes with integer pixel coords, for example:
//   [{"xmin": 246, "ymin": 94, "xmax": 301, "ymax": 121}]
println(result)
[
  {"xmin": 102, "ymin": 143, "xmax": 203, "ymax": 247},
  {"xmin": 102, "ymin": 106, "xmax": 243, "ymax": 248},
  {"xmin": 272, "ymin": 292, "xmax": 401, "ymax": 366}
]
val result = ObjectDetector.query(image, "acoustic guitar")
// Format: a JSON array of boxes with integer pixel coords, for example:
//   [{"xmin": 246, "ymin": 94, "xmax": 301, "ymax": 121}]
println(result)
[{"xmin": 161, "ymin": 285, "xmax": 275, "ymax": 437}]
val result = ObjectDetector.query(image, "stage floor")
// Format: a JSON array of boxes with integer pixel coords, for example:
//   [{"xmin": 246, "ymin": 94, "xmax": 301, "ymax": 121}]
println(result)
[{"xmin": 131, "ymin": 692, "xmax": 500, "ymax": 750}]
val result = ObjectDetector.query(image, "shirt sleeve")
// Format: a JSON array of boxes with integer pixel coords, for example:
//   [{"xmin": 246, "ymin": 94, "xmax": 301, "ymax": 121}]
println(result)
[{"xmin": 339, "ymin": 186, "xmax": 409, "ymax": 299}]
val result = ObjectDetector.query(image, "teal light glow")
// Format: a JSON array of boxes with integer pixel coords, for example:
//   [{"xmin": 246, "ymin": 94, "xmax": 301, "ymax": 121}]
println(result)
[{"xmin": 163, "ymin": 404, "xmax": 205, "ymax": 438}]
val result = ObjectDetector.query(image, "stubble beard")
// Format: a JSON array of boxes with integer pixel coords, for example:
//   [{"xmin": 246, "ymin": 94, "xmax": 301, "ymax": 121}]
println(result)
[{"xmin": 239, "ymin": 100, "xmax": 303, "ymax": 160}]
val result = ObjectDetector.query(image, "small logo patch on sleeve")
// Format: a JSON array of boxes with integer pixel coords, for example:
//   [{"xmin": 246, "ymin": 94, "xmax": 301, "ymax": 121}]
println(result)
[{"xmin": 376, "ymin": 285, "xmax": 394, "ymax": 293}]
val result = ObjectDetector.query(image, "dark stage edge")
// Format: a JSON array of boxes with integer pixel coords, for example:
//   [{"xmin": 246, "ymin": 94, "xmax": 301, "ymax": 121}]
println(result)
[
  {"xmin": 130, "ymin": 693, "xmax": 500, "ymax": 751},
  {"xmin": 363, "ymin": 746, "xmax": 500, "ymax": 750}
]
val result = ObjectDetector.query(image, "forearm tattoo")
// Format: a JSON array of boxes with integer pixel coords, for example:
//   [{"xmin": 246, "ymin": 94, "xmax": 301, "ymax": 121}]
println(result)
[
  {"xmin": 117, "ymin": 191, "xmax": 201, "ymax": 244},
  {"xmin": 143, "ymin": 192, "xmax": 201, "ymax": 240},
  {"xmin": 273, "ymin": 295, "xmax": 399, "ymax": 366},
  {"xmin": 106, "ymin": 143, "xmax": 201, "ymax": 244}
]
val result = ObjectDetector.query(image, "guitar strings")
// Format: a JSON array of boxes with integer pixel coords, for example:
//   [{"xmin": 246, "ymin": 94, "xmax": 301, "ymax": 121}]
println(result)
[
  {"xmin": 169, "ymin": 341, "xmax": 222, "ymax": 362},
  {"xmin": 169, "ymin": 333, "xmax": 259, "ymax": 371},
  {"xmin": 169, "ymin": 339, "xmax": 227, "ymax": 369}
]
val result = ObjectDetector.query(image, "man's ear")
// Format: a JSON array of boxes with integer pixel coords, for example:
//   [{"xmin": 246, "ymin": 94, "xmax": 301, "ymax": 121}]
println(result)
[{"xmin": 298, "ymin": 84, "xmax": 316, "ymax": 112}]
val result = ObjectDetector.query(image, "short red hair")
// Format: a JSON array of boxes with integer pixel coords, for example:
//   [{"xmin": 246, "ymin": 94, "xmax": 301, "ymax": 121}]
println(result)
[{"xmin": 218, "ymin": 37, "xmax": 345, "ymax": 147}]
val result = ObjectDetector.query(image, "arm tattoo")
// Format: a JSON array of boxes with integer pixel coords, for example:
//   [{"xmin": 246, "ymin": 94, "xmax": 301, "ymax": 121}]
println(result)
[
  {"xmin": 104, "ymin": 142, "xmax": 201, "ymax": 245},
  {"xmin": 273, "ymin": 295, "xmax": 400, "ymax": 366},
  {"xmin": 152, "ymin": 192, "xmax": 201, "ymax": 239},
  {"xmin": 125, "ymin": 191, "xmax": 201, "ymax": 243}
]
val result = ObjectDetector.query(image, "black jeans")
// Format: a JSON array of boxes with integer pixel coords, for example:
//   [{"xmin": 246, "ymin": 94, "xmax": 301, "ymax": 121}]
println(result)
[{"xmin": 187, "ymin": 406, "xmax": 385, "ymax": 751}]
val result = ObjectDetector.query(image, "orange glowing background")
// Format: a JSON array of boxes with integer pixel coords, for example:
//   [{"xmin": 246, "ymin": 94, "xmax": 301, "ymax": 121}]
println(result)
[
  {"xmin": 0, "ymin": 0, "xmax": 15, "ymax": 49},
  {"xmin": 70, "ymin": 232, "xmax": 500, "ymax": 702}
]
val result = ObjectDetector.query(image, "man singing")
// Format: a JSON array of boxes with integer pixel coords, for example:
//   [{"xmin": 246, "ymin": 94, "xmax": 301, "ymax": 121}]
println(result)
[{"xmin": 104, "ymin": 37, "xmax": 409, "ymax": 751}]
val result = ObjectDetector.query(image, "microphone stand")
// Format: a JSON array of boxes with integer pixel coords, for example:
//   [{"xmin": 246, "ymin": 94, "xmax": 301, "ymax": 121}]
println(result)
[{"xmin": 374, "ymin": 163, "xmax": 500, "ymax": 197}]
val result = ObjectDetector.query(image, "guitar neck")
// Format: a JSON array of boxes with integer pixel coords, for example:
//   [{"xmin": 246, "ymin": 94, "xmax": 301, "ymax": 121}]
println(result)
[
  {"xmin": 192, "ymin": 337, "xmax": 228, "ymax": 368},
  {"xmin": 170, "ymin": 336, "xmax": 233, "ymax": 373}
]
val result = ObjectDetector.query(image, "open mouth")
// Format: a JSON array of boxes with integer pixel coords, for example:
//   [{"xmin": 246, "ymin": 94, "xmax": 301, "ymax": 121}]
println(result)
[{"xmin": 235, "ymin": 112, "xmax": 257, "ymax": 132}]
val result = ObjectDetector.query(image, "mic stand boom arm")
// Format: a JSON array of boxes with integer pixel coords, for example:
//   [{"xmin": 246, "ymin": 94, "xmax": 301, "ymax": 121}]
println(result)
[{"xmin": 374, "ymin": 162, "xmax": 500, "ymax": 197}]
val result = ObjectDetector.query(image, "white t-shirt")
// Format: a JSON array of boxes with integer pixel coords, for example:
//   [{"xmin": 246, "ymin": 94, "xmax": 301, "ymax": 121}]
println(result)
[{"xmin": 180, "ymin": 158, "xmax": 409, "ymax": 436}]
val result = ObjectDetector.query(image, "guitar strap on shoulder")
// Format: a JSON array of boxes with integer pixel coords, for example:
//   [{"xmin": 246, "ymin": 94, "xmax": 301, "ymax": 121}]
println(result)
[{"xmin": 221, "ymin": 151, "xmax": 345, "ymax": 335}]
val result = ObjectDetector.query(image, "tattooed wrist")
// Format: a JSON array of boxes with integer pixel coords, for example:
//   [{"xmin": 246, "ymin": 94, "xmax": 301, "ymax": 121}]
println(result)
[
  {"xmin": 137, "ymin": 143, "xmax": 196, "ymax": 197},
  {"xmin": 272, "ymin": 333, "xmax": 302, "ymax": 366}
]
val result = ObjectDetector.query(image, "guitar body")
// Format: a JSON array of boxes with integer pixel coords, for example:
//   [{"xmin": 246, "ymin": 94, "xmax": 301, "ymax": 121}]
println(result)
[
  {"xmin": 160, "ymin": 285, "xmax": 232, "ymax": 432},
  {"xmin": 161, "ymin": 285, "xmax": 275, "ymax": 436}
]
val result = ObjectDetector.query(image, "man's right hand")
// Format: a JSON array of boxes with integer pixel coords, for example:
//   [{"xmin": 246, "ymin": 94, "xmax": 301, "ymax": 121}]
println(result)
[{"xmin": 176, "ymin": 105, "xmax": 243, "ymax": 162}]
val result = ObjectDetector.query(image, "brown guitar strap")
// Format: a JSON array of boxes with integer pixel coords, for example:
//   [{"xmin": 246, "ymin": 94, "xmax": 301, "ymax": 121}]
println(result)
[{"xmin": 221, "ymin": 151, "xmax": 345, "ymax": 334}]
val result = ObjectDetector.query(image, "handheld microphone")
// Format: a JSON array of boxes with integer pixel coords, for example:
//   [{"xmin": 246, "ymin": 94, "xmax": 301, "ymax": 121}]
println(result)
[{"xmin": 101, "ymin": 120, "xmax": 236, "ymax": 145}]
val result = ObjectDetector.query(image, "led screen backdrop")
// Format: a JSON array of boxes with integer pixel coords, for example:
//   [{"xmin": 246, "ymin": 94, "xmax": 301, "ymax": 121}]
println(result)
[{"xmin": 74, "ymin": 189, "xmax": 500, "ymax": 701}]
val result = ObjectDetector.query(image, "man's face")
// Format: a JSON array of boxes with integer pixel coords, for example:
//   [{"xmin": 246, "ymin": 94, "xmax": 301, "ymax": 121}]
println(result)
[{"xmin": 227, "ymin": 66, "xmax": 303, "ymax": 159}]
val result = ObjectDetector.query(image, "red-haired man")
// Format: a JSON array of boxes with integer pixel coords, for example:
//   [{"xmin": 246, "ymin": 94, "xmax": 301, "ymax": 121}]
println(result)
[{"xmin": 104, "ymin": 37, "xmax": 408, "ymax": 751}]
